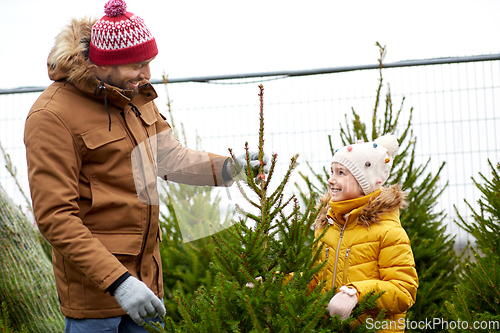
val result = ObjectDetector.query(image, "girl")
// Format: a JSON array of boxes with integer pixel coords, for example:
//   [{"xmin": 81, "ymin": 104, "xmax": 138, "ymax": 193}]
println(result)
[{"xmin": 310, "ymin": 134, "xmax": 418, "ymax": 332}]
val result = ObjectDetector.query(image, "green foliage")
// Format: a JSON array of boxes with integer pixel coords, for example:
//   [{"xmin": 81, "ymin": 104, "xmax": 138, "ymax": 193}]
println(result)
[
  {"xmin": 296, "ymin": 42, "xmax": 458, "ymax": 332},
  {"xmin": 149, "ymin": 85, "xmax": 382, "ymax": 332},
  {"xmin": 0, "ymin": 302, "xmax": 27, "ymax": 333},
  {"xmin": 0, "ymin": 185, "xmax": 65, "ymax": 333},
  {"xmin": 445, "ymin": 160, "xmax": 500, "ymax": 332},
  {"xmin": 159, "ymin": 181, "xmax": 235, "ymax": 322}
]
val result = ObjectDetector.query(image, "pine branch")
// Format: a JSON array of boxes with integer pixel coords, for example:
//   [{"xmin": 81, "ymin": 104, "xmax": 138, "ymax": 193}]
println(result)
[
  {"xmin": 269, "ymin": 155, "xmax": 299, "ymax": 206},
  {"xmin": 0, "ymin": 141, "xmax": 33, "ymax": 215},
  {"xmin": 279, "ymin": 293, "xmax": 298, "ymax": 323},
  {"xmin": 228, "ymin": 148, "xmax": 262, "ymax": 207},
  {"xmin": 162, "ymin": 74, "xmax": 179, "ymax": 140},
  {"xmin": 473, "ymin": 254, "xmax": 499, "ymax": 307},
  {"xmin": 209, "ymin": 306, "xmax": 221, "ymax": 333},
  {"xmin": 455, "ymin": 285, "xmax": 474, "ymax": 325},
  {"xmin": 262, "ymin": 153, "xmax": 278, "ymax": 192},
  {"xmin": 269, "ymin": 196, "xmax": 295, "ymax": 221},
  {"xmin": 328, "ymin": 135, "xmax": 335, "ymax": 156},
  {"xmin": 174, "ymin": 292, "xmax": 197, "ymax": 330},
  {"xmin": 243, "ymin": 295, "xmax": 263, "ymax": 333}
]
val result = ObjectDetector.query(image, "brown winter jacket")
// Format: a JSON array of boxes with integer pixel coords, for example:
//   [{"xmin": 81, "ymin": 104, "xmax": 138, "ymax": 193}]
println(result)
[{"xmin": 24, "ymin": 17, "xmax": 230, "ymax": 319}]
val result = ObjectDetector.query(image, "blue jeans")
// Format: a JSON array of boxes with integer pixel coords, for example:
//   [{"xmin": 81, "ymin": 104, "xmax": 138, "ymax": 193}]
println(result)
[{"xmin": 64, "ymin": 315, "xmax": 164, "ymax": 333}]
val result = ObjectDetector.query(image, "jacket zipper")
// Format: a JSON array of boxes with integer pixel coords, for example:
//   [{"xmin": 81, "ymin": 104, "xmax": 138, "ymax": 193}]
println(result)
[
  {"xmin": 117, "ymin": 103, "xmax": 152, "ymax": 277},
  {"xmin": 134, "ymin": 102, "xmax": 161, "ymax": 286},
  {"xmin": 343, "ymin": 248, "xmax": 351, "ymax": 285},
  {"xmin": 137, "ymin": 104, "xmax": 155, "ymax": 279},
  {"xmin": 332, "ymin": 222, "xmax": 347, "ymax": 290}
]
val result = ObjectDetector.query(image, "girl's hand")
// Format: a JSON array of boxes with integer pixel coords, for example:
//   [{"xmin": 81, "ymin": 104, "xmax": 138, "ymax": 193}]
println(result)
[{"xmin": 327, "ymin": 286, "xmax": 358, "ymax": 320}]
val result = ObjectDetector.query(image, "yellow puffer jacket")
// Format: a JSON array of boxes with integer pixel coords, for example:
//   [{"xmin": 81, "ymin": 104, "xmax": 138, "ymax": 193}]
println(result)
[{"xmin": 310, "ymin": 185, "xmax": 418, "ymax": 333}]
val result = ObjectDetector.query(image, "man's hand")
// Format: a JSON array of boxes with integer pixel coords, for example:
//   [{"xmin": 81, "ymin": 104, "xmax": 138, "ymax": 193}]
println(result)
[
  {"xmin": 113, "ymin": 276, "xmax": 166, "ymax": 326},
  {"xmin": 225, "ymin": 151, "xmax": 270, "ymax": 182}
]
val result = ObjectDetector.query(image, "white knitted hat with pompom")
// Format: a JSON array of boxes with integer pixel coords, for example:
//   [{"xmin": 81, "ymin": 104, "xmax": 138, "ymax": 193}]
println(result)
[{"xmin": 331, "ymin": 134, "xmax": 399, "ymax": 195}]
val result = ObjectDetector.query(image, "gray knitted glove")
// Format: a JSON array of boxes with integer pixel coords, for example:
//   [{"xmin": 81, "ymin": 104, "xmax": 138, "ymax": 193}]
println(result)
[
  {"xmin": 225, "ymin": 151, "xmax": 270, "ymax": 181},
  {"xmin": 114, "ymin": 276, "xmax": 166, "ymax": 326}
]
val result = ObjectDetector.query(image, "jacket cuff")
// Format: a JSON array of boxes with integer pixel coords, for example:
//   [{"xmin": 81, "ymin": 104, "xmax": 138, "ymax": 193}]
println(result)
[
  {"xmin": 214, "ymin": 156, "xmax": 234, "ymax": 186},
  {"xmin": 222, "ymin": 158, "xmax": 233, "ymax": 182},
  {"xmin": 106, "ymin": 272, "xmax": 132, "ymax": 296},
  {"xmin": 346, "ymin": 282, "xmax": 362, "ymax": 299}
]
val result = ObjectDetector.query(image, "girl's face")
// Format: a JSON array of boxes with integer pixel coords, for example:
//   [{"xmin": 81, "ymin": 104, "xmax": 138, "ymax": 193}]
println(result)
[{"xmin": 328, "ymin": 162, "xmax": 364, "ymax": 202}]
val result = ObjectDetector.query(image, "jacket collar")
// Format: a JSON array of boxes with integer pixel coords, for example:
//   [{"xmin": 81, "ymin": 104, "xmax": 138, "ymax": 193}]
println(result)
[
  {"xmin": 327, "ymin": 189, "xmax": 382, "ymax": 226},
  {"xmin": 87, "ymin": 77, "xmax": 158, "ymax": 110},
  {"xmin": 316, "ymin": 185, "xmax": 407, "ymax": 230}
]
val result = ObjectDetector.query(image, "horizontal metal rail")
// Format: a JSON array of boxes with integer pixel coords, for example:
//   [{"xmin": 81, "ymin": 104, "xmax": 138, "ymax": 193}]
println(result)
[{"xmin": 1, "ymin": 53, "xmax": 499, "ymax": 95}]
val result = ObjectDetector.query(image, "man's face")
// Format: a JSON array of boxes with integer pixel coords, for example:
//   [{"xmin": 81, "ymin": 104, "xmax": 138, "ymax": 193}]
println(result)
[
  {"xmin": 94, "ymin": 57, "xmax": 155, "ymax": 96},
  {"xmin": 328, "ymin": 162, "xmax": 364, "ymax": 202}
]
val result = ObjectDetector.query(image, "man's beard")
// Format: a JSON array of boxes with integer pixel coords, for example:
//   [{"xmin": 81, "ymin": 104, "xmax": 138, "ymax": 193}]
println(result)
[{"xmin": 106, "ymin": 73, "xmax": 141, "ymax": 98}]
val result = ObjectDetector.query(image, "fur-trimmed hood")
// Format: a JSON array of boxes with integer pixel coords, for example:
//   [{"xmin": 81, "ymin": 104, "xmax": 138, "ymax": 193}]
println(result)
[
  {"xmin": 314, "ymin": 185, "xmax": 407, "ymax": 230},
  {"xmin": 45, "ymin": 16, "xmax": 158, "ymax": 114},
  {"xmin": 308, "ymin": 184, "xmax": 418, "ymax": 327},
  {"xmin": 47, "ymin": 17, "xmax": 99, "ymax": 93}
]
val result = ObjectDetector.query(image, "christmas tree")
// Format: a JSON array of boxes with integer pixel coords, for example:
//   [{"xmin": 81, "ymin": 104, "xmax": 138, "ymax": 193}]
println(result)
[
  {"xmin": 0, "ymin": 302, "xmax": 27, "ymax": 333},
  {"xmin": 0, "ymin": 141, "xmax": 52, "ymax": 263},
  {"xmin": 444, "ymin": 160, "xmax": 500, "ymax": 332},
  {"xmin": 0, "ymin": 182, "xmax": 65, "ymax": 332},
  {"xmin": 148, "ymin": 85, "xmax": 383, "ymax": 332},
  {"xmin": 159, "ymin": 177, "xmax": 235, "ymax": 323},
  {"xmin": 296, "ymin": 43, "xmax": 458, "ymax": 332}
]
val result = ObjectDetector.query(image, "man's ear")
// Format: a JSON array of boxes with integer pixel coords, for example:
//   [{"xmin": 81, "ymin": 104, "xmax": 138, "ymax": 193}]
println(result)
[
  {"xmin": 91, "ymin": 64, "xmax": 112, "ymax": 78},
  {"xmin": 97, "ymin": 65, "xmax": 112, "ymax": 72}
]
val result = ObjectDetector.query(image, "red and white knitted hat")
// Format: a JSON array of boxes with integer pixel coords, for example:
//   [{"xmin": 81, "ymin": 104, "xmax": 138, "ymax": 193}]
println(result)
[{"xmin": 89, "ymin": 0, "xmax": 158, "ymax": 66}]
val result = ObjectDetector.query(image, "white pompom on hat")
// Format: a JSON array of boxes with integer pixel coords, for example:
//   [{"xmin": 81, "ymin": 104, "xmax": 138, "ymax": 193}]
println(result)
[{"xmin": 331, "ymin": 134, "xmax": 399, "ymax": 195}]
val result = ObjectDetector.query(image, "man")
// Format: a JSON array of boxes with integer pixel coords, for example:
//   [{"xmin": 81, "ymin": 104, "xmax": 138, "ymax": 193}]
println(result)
[{"xmin": 24, "ymin": 1, "xmax": 266, "ymax": 332}]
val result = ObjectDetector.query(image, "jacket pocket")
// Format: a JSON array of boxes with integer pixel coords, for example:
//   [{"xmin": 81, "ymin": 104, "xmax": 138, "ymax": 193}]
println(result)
[
  {"xmin": 81, "ymin": 123, "xmax": 126, "ymax": 149},
  {"xmin": 93, "ymin": 232, "xmax": 143, "ymax": 256},
  {"xmin": 136, "ymin": 103, "xmax": 158, "ymax": 139},
  {"xmin": 322, "ymin": 247, "xmax": 329, "ymax": 283},
  {"xmin": 139, "ymin": 105, "xmax": 158, "ymax": 127},
  {"xmin": 343, "ymin": 248, "xmax": 351, "ymax": 285},
  {"xmin": 81, "ymin": 123, "xmax": 133, "ymax": 179}
]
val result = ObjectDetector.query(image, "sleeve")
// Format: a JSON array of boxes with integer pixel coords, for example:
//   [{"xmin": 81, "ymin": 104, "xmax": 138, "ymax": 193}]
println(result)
[
  {"xmin": 107, "ymin": 272, "xmax": 132, "ymax": 296},
  {"xmin": 24, "ymin": 110, "xmax": 128, "ymax": 292},
  {"xmin": 347, "ymin": 226, "xmax": 419, "ymax": 315},
  {"xmin": 153, "ymin": 108, "xmax": 232, "ymax": 186}
]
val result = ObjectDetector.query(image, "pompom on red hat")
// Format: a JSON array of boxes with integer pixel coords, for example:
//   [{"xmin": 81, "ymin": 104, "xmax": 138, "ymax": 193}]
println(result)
[{"xmin": 89, "ymin": 0, "xmax": 158, "ymax": 66}]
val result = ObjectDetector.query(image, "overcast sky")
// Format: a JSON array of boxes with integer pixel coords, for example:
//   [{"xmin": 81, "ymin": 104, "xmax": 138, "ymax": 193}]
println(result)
[{"xmin": 1, "ymin": 0, "xmax": 499, "ymax": 90}]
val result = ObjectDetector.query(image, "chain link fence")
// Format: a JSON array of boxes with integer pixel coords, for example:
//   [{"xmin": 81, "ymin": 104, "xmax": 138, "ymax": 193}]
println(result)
[{"xmin": 1, "ymin": 54, "xmax": 499, "ymax": 249}]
